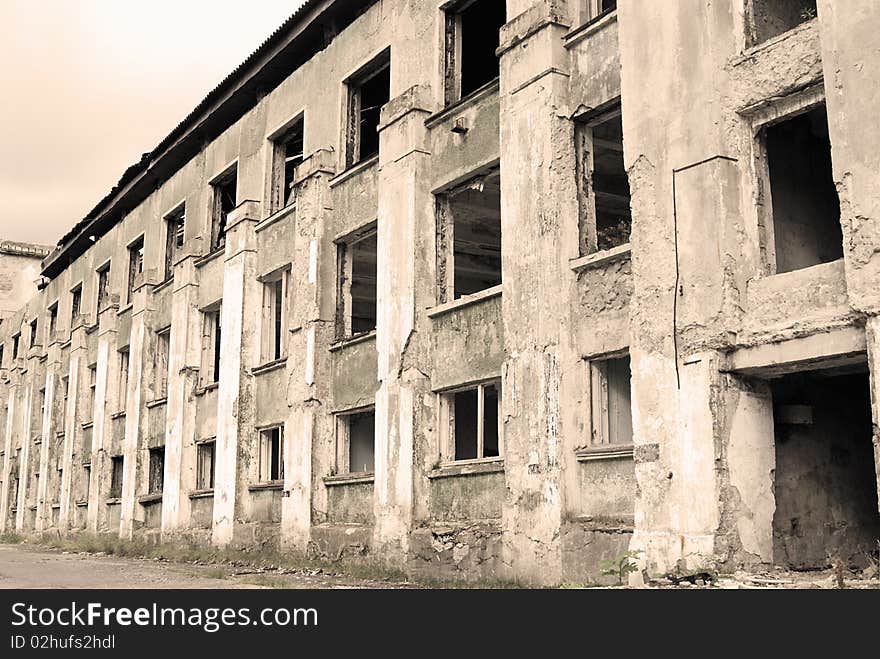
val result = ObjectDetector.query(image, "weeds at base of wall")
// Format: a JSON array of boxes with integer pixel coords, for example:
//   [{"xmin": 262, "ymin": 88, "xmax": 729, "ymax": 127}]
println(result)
[{"xmin": 0, "ymin": 532, "xmax": 524, "ymax": 589}]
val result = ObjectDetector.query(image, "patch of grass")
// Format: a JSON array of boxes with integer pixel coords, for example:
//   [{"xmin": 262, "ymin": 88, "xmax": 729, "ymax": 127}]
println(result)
[
  {"xmin": 0, "ymin": 531, "xmax": 24, "ymax": 545},
  {"xmin": 238, "ymin": 575, "xmax": 300, "ymax": 589}
]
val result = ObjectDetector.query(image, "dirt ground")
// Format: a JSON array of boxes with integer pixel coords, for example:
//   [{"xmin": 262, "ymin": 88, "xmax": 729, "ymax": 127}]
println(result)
[{"xmin": 0, "ymin": 543, "xmax": 416, "ymax": 589}]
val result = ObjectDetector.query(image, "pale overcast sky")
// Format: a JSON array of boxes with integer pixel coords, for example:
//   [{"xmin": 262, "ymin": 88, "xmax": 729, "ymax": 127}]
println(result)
[{"xmin": 0, "ymin": 0, "xmax": 307, "ymax": 246}]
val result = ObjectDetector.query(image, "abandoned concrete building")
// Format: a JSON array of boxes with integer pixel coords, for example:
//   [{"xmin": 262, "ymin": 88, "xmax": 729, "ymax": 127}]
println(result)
[{"xmin": 1, "ymin": 0, "xmax": 879, "ymax": 585}]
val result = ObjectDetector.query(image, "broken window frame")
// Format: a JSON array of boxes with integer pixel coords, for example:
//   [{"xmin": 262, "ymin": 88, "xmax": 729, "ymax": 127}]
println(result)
[
  {"xmin": 268, "ymin": 115, "xmax": 305, "ymax": 214},
  {"xmin": 257, "ymin": 425, "xmax": 284, "ymax": 484},
  {"xmin": 200, "ymin": 305, "xmax": 222, "ymax": 387},
  {"xmin": 442, "ymin": 0, "xmax": 506, "ymax": 107},
  {"xmin": 28, "ymin": 318, "xmax": 38, "ymax": 349},
  {"xmin": 335, "ymin": 222, "xmax": 378, "ymax": 340},
  {"xmin": 163, "ymin": 203, "xmax": 186, "ymax": 282},
  {"xmin": 574, "ymin": 102, "xmax": 632, "ymax": 256},
  {"xmin": 117, "ymin": 348, "xmax": 130, "ymax": 412},
  {"xmin": 154, "ymin": 327, "xmax": 171, "ymax": 400},
  {"xmin": 126, "ymin": 235, "xmax": 144, "ymax": 305},
  {"xmin": 87, "ymin": 364, "xmax": 97, "ymax": 422},
  {"xmin": 47, "ymin": 301, "xmax": 58, "ymax": 339},
  {"xmin": 575, "ymin": 0, "xmax": 618, "ymax": 26},
  {"xmin": 747, "ymin": 86, "xmax": 837, "ymax": 277},
  {"xmin": 96, "ymin": 261, "xmax": 111, "ymax": 315},
  {"xmin": 435, "ymin": 166, "xmax": 503, "ymax": 304},
  {"xmin": 70, "ymin": 283, "xmax": 82, "ymax": 326},
  {"xmin": 196, "ymin": 439, "xmax": 216, "ymax": 491},
  {"xmin": 745, "ymin": 0, "xmax": 817, "ymax": 48},
  {"xmin": 344, "ymin": 49, "xmax": 391, "ymax": 170},
  {"xmin": 437, "ymin": 379, "xmax": 503, "ymax": 464},
  {"xmin": 260, "ymin": 268, "xmax": 290, "ymax": 364},
  {"xmin": 335, "ymin": 406, "xmax": 376, "ymax": 475},
  {"xmin": 148, "ymin": 446, "xmax": 164, "ymax": 495},
  {"xmin": 588, "ymin": 352, "xmax": 633, "ymax": 447},
  {"xmin": 12, "ymin": 333, "xmax": 20, "ymax": 360},
  {"xmin": 109, "ymin": 455, "xmax": 124, "ymax": 499},
  {"xmin": 210, "ymin": 165, "xmax": 238, "ymax": 253}
]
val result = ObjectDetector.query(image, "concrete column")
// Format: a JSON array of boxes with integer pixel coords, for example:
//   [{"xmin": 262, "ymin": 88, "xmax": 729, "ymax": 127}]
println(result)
[
  {"xmin": 372, "ymin": 86, "xmax": 434, "ymax": 559},
  {"xmin": 496, "ymin": 3, "xmax": 577, "ymax": 585},
  {"xmin": 57, "ymin": 347, "xmax": 82, "ymax": 531},
  {"xmin": 14, "ymin": 383, "xmax": 33, "ymax": 532},
  {"xmin": 86, "ymin": 314, "xmax": 115, "ymax": 533},
  {"xmin": 280, "ymin": 151, "xmax": 335, "ymax": 551},
  {"xmin": 0, "ymin": 383, "xmax": 17, "ymax": 533},
  {"xmin": 212, "ymin": 200, "xmax": 261, "ymax": 546},
  {"xmin": 34, "ymin": 367, "xmax": 56, "ymax": 533},
  {"xmin": 161, "ymin": 255, "xmax": 201, "ymax": 536}
]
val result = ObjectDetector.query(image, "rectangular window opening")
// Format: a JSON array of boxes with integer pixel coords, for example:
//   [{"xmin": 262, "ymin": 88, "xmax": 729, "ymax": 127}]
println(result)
[
  {"xmin": 109, "ymin": 456, "xmax": 124, "ymax": 498},
  {"xmin": 436, "ymin": 168, "xmax": 502, "ymax": 302},
  {"xmin": 164, "ymin": 204, "xmax": 185, "ymax": 281},
  {"xmin": 336, "ymin": 227, "xmax": 377, "ymax": 338},
  {"xmin": 148, "ymin": 447, "xmax": 164, "ymax": 494},
  {"xmin": 271, "ymin": 118, "xmax": 304, "ymax": 212},
  {"xmin": 762, "ymin": 104, "xmax": 842, "ymax": 275},
  {"xmin": 444, "ymin": 0, "xmax": 506, "ymax": 106},
  {"xmin": 590, "ymin": 354, "xmax": 633, "ymax": 446},
  {"xmin": 259, "ymin": 427, "xmax": 284, "ymax": 483},
  {"xmin": 117, "ymin": 349, "xmax": 130, "ymax": 410},
  {"xmin": 211, "ymin": 167, "xmax": 237, "ymax": 252},
  {"xmin": 337, "ymin": 408, "xmax": 376, "ymax": 474},
  {"xmin": 748, "ymin": 0, "xmax": 817, "ymax": 46},
  {"xmin": 202, "ymin": 306, "xmax": 222, "ymax": 385},
  {"xmin": 127, "ymin": 237, "xmax": 144, "ymax": 305},
  {"xmin": 261, "ymin": 272, "xmax": 289, "ymax": 363},
  {"xmin": 345, "ymin": 51, "xmax": 390, "ymax": 168},
  {"xmin": 154, "ymin": 329, "xmax": 170, "ymax": 399},
  {"xmin": 196, "ymin": 441, "xmax": 216, "ymax": 490},
  {"xmin": 442, "ymin": 380, "xmax": 502, "ymax": 462},
  {"xmin": 96, "ymin": 263, "xmax": 111, "ymax": 314}
]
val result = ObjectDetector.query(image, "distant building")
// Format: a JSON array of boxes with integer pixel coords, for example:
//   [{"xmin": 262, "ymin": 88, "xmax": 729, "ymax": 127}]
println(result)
[{"xmin": 0, "ymin": 241, "xmax": 52, "ymax": 321}]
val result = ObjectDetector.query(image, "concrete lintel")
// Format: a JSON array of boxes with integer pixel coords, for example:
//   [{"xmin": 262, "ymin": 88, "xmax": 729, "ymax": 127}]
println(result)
[{"xmin": 725, "ymin": 326, "xmax": 867, "ymax": 377}]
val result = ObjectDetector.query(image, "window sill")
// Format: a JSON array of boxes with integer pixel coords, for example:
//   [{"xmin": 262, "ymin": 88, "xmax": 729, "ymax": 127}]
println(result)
[
  {"xmin": 564, "ymin": 9, "xmax": 617, "ymax": 49},
  {"xmin": 428, "ymin": 457, "xmax": 504, "ymax": 480},
  {"xmin": 51, "ymin": 503, "xmax": 61, "ymax": 510},
  {"xmin": 146, "ymin": 397, "xmax": 168, "ymax": 409},
  {"xmin": 55, "ymin": 430, "xmax": 65, "ymax": 438},
  {"xmin": 427, "ymin": 285, "xmax": 503, "ymax": 319},
  {"xmin": 323, "ymin": 472, "xmax": 375, "ymax": 487},
  {"xmin": 425, "ymin": 78, "xmax": 500, "ymax": 129},
  {"xmin": 84, "ymin": 322, "xmax": 99, "ymax": 335},
  {"xmin": 116, "ymin": 304, "xmax": 133, "ymax": 317},
  {"xmin": 248, "ymin": 481, "xmax": 284, "ymax": 492},
  {"xmin": 575, "ymin": 444, "xmax": 635, "ymax": 462},
  {"xmin": 329, "ymin": 154, "xmax": 379, "ymax": 189},
  {"xmin": 569, "ymin": 513, "xmax": 634, "ymax": 533},
  {"xmin": 251, "ymin": 358, "xmax": 287, "ymax": 376},
  {"xmin": 189, "ymin": 489, "xmax": 215, "ymax": 500},
  {"xmin": 75, "ymin": 500, "xmax": 89, "ymax": 508},
  {"xmin": 81, "ymin": 421, "xmax": 94, "ymax": 430},
  {"xmin": 194, "ymin": 248, "xmax": 225, "ymax": 268},
  {"xmin": 106, "ymin": 497, "xmax": 122, "ymax": 505},
  {"xmin": 110, "ymin": 410, "xmax": 126, "ymax": 420},
  {"xmin": 256, "ymin": 201, "xmax": 297, "ymax": 233},
  {"xmin": 195, "ymin": 382, "xmax": 219, "ymax": 396},
  {"xmin": 153, "ymin": 277, "xmax": 174, "ymax": 294},
  {"xmin": 329, "ymin": 330, "xmax": 377, "ymax": 352},
  {"xmin": 570, "ymin": 243, "xmax": 631, "ymax": 273},
  {"xmin": 138, "ymin": 493, "xmax": 163, "ymax": 505}
]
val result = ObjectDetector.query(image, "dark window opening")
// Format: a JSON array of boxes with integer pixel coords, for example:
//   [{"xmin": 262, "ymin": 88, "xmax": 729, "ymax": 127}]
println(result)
[
  {"xmin": 148, "ymin": 447, "xmax": 164, "ymax": 494},
  {"xmin": 260, "ymin": 427, "xmax": 284, "ymax": 482},
  {"xmin": 765, "ymin": 105, "xmax": 841, "ymax": 274},
  {"xmin": 12, "ymin": 334, "xmax": 19, "ymax": 359},
  {"xmin": 164, "ymin": 205, "xmax": 185, "ymax": 281},
  {"xmin": 211, "ymin": 168, "xmax": 237, "ymax": 252},
  {"xmin": 749, "ymin": 0, "xmax": 817, "ymax": 46},
  {"xmin": 197, "ymin": 441, "xmax": 216, "ymax": 490},
  {"xmin": 437, "ymin": 169, "xmax": 502, "ymax": 302},
  {"xmin": 348, "ymin": 410, "xmax": 375, "ymax": 473},
  {"xmin": 450, "ymin": 381, "xmax": 501, "ymax": 461},
  {"xmin": 771, "ymin": 368, "xmax": 880, "ymax": 570},
  {"xmin": 591, "ymin": 355, "xmax": 633, "ymax": 445},
  {"xmin": 272, "ymin": 279, "xmax": 283, "ymax": 360},
  {"xmin": 29, "ymin": 318, "xmax": 38, "ymax": 348},
  {"xmin": 127, "ymin": 237, "xmax": 144, "ymax": 304},
  {"xmin": 109, "ymin": 456, "xmax": 124, "ymax": 498},
  {"xmin": 346, "ymin": 53, "xmax": 391, "ymax": 168},
  {"xmin": 71, "ymin": 285, "xmax": 82, "ymax": 323},
  {"xmin": 205, "ymin": 308, "xmax": 222, "ymax": 385},
  {"xmin": 445, "ymin": 0, "xmax": 506, "ymax": 105},
  {"xmin": 48, "ymin": 303, "xmax": 58, "ymax": 337},
  {"xmin": 96, "ymin": 263, "xmax": 111, "ymax": 313},
  {"xmin": 272, "ymin": 119, "xmax": 305, "ymax": 212},
  {"xmin": 337, "ymin": 228, "xmax": 378, "ymax": 338}
]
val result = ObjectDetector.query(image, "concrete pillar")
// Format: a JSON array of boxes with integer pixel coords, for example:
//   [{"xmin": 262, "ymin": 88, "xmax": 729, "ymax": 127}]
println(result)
[
  {"xmin": 34, "ymin": 367, "xmax": 56, "ymax": 533},
  {"xmin": 57, "ymin": 347, "xmax": 82, "ymax": 530},
  {"xmin": 497, "ymin": 2, "xmax": 577, "ymax": 585},
  {"xmin": 86, "ymin": 314, "xmax": 115, "ymax": 533},
  {"xmin": 372, "ymin": 85, "xmax": 434, "ymax": 559},
  {"xmin": 280, "ymin": 151, "xmax": 335, "ymax": 551},
  {"xmin": 14, "ymin": 383, "xmax": 32, "ymax": 532},
  {"xmin": 212, "ymin": 200, "xmax": 261, "ymax": 546},
  {"xmin": 0, "ymin": 383, "xmax": 17, "ymax": 533},
  {"xmin": 161, "ymin": 255, "xmax": 202, "ymax": 536}
]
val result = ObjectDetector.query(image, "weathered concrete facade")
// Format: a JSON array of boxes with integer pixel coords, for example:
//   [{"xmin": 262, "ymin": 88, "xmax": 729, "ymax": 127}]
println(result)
[{"xmin": 1, "ymin": 0, "xmax": 879, "ymax": 585}]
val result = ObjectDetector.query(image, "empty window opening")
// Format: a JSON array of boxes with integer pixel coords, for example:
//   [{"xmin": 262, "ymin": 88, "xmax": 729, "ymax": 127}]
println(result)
[
  {"xmin": 337, "ymin": 409, "xmax": 375, "ymax": 474},
  {"xmin": 444, "ymin": 0, "xmax": 506, "ymax": 105},
  {"xmin": 770, "ymin": 368, "xmax": 880, "ymax": 570},
  {"xmin": 154, "ymin": 328, "xmax": 170, "ymax": 399},
  {"xmin": 211, "ymin": 167, "xmax": 237, "ymax": 252},
  {"xmin": 271, "ymin": 118, "xmax": 304, "ymax": 212},
  {"xmin": 259, "ymin": 426, "xmax": 284, "ymax": 483},
  {"xmin": 12, "ymin": 334, "xmax": 19, "ymax": 359},
  {"xmin": 109, "ymin": 455, "xmax": 124, "ymax": 499},
  {"xmin": 47, "ymin": 302, "xmax": 58, "ymax": 338},
  {"xmin": 336, "ymin": 227, "xmax": 377, "ymax": 338},
  {"xmin": 590, "ymin": 354, "xmax": 633, "ymax": 446},
  {"xmin": 436, "ymin": 168, "xmax": 502, "ymax": 302},
  {"xmin": 81, "ymin": 465, "xmax": 91, "ymax": 501},
  {"xmin": 576, "ymin": 1, "xmax": 618, "ymax": 25},
  {"xmin": 196, "ymin": 440, "xmax": 216, "ymax": 490},
  {"xmin": 762, "ymin": 105, "xmax": 841, "ymax": 274},
  {"xmin": 346, "ymin": 51, "xmax": 391, "ymax": 168},
  {"xmin": 87, "ymin": 365, "xmax": 97, "ymax": 421},
  {"xmin": 748, "ymin": 0, "xmax": 817, "ymax": 46},
  {"xmin": 96, "ymin": 262, "xmax": 111, "ymax": 314},
  {"xmin": 441, "ymin": 381, "xmax": 501, "ymax": 462},
  {"xmin": 127, "ymin": 237, "xmax": 144, "ymax": 304},
  {"xmin": 148, "ymin": 447, "xmax": 164, "ymax": 494},
  {"xmin": 28, "ymin": 318, "xmax": 38, "ymax": 348},
  {"xmin": 71, "ymin": 284, "xmax": 82, "ymax": 324},
  {"xmin": 164, "ymin": 204, "xmax": 185, "ymax": 281},
  {"xmin": 202, "ymin": 306, "xmax": 222, "ymax": 386},
  {"xmin": 575, "ymin": 107, "xmax": 631, "ymax": 254},
  {"xmin": 261, "ymin": 271, "xmax": 289, "ymax": 363}
]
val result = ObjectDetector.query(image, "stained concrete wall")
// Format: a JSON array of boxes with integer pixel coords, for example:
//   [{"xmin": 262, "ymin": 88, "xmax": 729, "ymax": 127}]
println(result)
[{"xmin": 1, "ymin": 0, "xmax": 879, "ymax": 585}]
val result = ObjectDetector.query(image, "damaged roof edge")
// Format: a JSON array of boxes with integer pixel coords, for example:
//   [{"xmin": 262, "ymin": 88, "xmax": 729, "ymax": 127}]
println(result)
[{"xmin": 41, "ymin": 0, "xmax": 376, "ymax": 280}]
